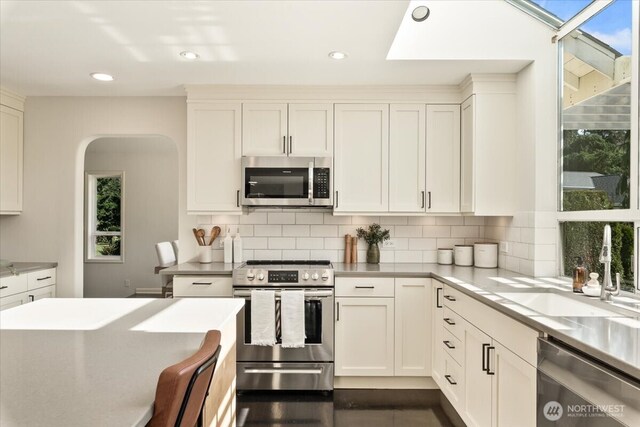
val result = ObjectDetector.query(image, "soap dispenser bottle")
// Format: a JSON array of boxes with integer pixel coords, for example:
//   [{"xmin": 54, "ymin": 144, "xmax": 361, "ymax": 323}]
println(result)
[
  {"xmin": 224, "ymin": 227, "xmax": 233, "ymax": 264},
  {"xmin": 233, "ymin": 227, "xmax": 243, "ymax": 264},
  {"xmin": 572, "ymin": 257, "xmax": 588, "ymax": 293}
]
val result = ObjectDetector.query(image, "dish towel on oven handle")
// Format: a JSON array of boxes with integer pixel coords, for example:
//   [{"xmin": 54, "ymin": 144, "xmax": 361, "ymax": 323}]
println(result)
[
  {"xmin": 250, "ymin": 290, "xmax": 276, "ymax": 346},
  {"xmin": 281, "ymin": 290, "xmax": 306, "ymax": 348}
]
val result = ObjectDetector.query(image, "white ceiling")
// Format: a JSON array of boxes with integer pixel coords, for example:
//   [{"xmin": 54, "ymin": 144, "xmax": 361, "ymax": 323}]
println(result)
[{"xmin": 1, "ymin": 0, "xmax": 533, "ymax": 96}]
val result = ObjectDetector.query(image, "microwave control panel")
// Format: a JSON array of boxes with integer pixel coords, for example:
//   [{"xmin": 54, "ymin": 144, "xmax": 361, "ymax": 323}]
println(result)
[{"xmin": 313, "ymin": 168, "xmax": 330, "ymax": 199}]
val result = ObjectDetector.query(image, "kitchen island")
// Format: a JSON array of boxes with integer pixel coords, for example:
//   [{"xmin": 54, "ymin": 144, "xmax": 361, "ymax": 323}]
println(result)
[{"xmin": 0, "ymin": 297, "xmax": 243, "ymax": 427}]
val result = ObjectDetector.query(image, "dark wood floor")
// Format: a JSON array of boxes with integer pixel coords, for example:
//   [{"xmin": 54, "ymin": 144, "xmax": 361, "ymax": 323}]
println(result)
[{"xmin": 237, "ymin": 390, "xmax": 456, "ymax": 427}]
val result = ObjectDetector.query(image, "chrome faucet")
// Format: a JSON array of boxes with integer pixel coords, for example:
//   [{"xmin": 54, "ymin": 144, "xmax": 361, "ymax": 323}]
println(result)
[{"xmin": 599, "ymin": 224, "xmax": 621, "ymax": 301}]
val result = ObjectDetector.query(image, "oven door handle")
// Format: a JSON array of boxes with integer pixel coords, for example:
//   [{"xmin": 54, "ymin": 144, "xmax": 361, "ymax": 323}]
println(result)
[
  {"xmin": 232, "ymin": 289, "xmax": 333, "ymax": 298},
  {"xmin": 243, "ymin": 367, "xmax": 324, "ymax": 375}
]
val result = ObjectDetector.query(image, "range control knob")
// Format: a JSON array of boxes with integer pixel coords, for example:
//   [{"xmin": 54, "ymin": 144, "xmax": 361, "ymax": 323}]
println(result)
[
  {"xmin": 247, "ymin": 271, "xmax": 255, "ymax": 281},
  {"xmin": 302, "ymin": 272, "xmax": 310, "ymax": 280},
  {"xmin": 257, "ymin": 272, "xmax": 265, "ymax": 281},
  {"xmin": 312, "ymin": 272, "xmax": 319, "ymax": 281},
  {"xmin": 321, "ymin": 270, "xmax": 330, "ymax": 281}
]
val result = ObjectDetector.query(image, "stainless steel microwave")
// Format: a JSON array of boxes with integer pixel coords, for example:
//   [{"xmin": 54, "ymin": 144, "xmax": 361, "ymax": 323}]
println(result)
[{"xmin": 241, "ymin": 157, "xmax": 333, "ymax": 207}]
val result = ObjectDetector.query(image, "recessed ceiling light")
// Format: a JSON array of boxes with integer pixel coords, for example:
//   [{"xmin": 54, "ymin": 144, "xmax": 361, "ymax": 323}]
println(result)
[
  {"xmin": 328, "ymin": 51, "xmax": 348, "ymax": 60},
  {"xmin": 180, "ymin": 51, "xmax": 200, "ymax": 60},
  {"xmin": 411, "ymin": 5, "xmax": 430, "ymax": 22},
  {"xmin": 90, "ymin": 72, "xmax": 114, "ymax": 82}
]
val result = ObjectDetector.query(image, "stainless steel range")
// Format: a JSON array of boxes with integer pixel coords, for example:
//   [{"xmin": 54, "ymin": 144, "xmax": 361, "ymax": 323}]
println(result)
[{"xmin": 233, "ymin": 260, "xmax": 334, "ymax": 391}]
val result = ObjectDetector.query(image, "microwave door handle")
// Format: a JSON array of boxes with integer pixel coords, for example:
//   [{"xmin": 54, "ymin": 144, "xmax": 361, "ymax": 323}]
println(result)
[{"xmin": 308, "ymin": 162, "xmax": 314, "ymax": 205}]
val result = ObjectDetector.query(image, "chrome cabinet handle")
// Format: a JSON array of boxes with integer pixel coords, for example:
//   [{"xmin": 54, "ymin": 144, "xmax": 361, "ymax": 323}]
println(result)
[
  {"xmin": 355, "ymin": 285, "xmax": 375, "ymax": 289},
  {"xmin": 421, "ymin": 191, "xmax": 425, "ymax": 209},
  {"xmin": 337, "ymin": 302, "xmax": 340, "ymax": 321},
  {"xmin": 428, "ymin": 191, "xmax": 432, "ymax": 209},
  {"xmin": 37, "ymin": 276, "xmax": 52, "ymax": 281},
  {"xmin": 486, "ymin": 346, "xmax": 496, "ymax": 375},
  {"xmin": 436, "ymin": 287, "xmax": 442, "ymax": 308},
  {"xmin": 443, "ymin": 340, "xmax": 455, "ymax": 349},
  {"xmin": 444, "ymin": 295, "xmax": 456, "ymax": 302},
  {"xmin": 289, "ymin": 136, "xmax": 293, "ymax": 154},
  {"xmin": 445, "ymin": 375, "xmax": 457, "ymax": 385},
  {"xmin": 335, "ymin": 191, "xmax": 339, "ymax": 208},
  {"xmin": 283, "ymin": 136, "xmax": 286, "ymax": 154},
  {"xmin": 192, "ymin": 281, "xmax": 212, "ymax": 285},
  {"xmin": 237, "ymin": 190, "xmax": 240, "ymax": 207},
  {"xmin": 444, "ymin": 318, "xmax": 455, "ymax": 325}
]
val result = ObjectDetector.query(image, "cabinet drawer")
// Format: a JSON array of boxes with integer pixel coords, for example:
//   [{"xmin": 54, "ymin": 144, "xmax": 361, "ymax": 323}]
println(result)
[
  {"xmin": 28, "ymin": 284, "xmax": 56, "ymax": 302},
  {"xmin": 173, "ymin": 276, "xmax": 232, "ymax": 297},
  {"xmin": 442, "ymin": 307, "xmax": 463, "ymax": 340},
  {"xmin": 0, "ymin": 274, "xmax": 28, "ymax": 298},
  {"xmin": 0, "ymin": 292, "xmax": 28, "ymax": 311},
  {"xmin": 442, "ymin": 285, "xmax": 468, "ymax": 311},
  {"xmin": 442, "ymin": 328, "xmax": 463, "ymax": 366},
  {"xmin": 442, "ymin": 354, "xmax": 464, "ymax": 410},
  {"xmin": 27, "ymin": 268, "xmax": 56, "ymax": 290},
  {"xmin": 336, "ymin": 277, "xmax": 394, "ymax": 297}
]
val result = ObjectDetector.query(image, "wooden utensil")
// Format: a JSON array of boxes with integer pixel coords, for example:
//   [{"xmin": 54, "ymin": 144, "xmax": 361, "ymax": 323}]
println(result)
[
  {"xmin": 209, "ymin": 226, "xmax": 221, "ymax": 245},
  {"xmin": 193, "ymin": 228, "xmax": 202, "ymax": 246},
  {"xmin": 351, "ymin": 236, "xmax": 358, "ymax": 263},
  {"xmin": 196, "ymin": 229, "xmax": 206, "ymax": 246},
  {"xmin": 344, "ymin": 234, "xmax": 352, "ymax": 264}
]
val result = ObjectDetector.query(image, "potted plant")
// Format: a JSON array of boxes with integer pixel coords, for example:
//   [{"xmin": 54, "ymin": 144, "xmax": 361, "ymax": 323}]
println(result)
[{"xmin": 356, "ymin": 223, "xmax": 390, "ymax": 264}]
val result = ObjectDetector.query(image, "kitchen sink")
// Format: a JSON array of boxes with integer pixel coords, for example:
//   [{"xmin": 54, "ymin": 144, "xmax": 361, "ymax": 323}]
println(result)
[{"xmin": 495, "ymin": 293, "xmax": 621, "ymax": 317}]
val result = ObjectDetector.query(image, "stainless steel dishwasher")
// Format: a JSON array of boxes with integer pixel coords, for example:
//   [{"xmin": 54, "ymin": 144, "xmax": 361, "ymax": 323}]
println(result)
[{"xmin": 538, "ymin": 338, "xmax": 640, "ymax": 426}]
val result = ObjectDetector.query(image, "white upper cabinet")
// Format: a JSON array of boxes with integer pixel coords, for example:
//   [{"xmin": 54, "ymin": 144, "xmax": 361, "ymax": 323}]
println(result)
[
  {"xmin": 187, "ymin": 102, "xmax": 242, "ymax": 214},
  {"xmin": 242, "ymin": 103, "xmax": 333, "ymax": 157},
  {"xmin": 288, "ymin": 103, "xmax": 333, "ymax": 157},
  {"xmin": 389, "ymin": 104, "xmax": 426, "ymax": 213},
  {"xmin": 0, "ymin": 92, "xmax": 24, "ymax": 215},
  {"xmin": 242, "ymin": 103, "xmax": 288, "ymax": 156},
  {"xmin": 460, "ymin": 77, "xmax": 517, "ymax": 216},
  {"xmin": 334, "ymin": 104, "xmax": 389, "ymax": 212},
  {"xmin": 426, "ymin": 105, "xmax": 460, "ymax": 213}
]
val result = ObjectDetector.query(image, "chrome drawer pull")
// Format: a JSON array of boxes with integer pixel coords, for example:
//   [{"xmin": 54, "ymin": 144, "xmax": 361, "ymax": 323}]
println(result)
[
  {"xmin": 443, "ymin": 340, "xmax": 455, "ymax": 349},
  {"xmin": 355, "ymin": 286, "xmax": 375, "ymax": 289},
  {"xmin": 444, "ymin": 295, "xmax": 456, "ymax": 301},
  {"xmin": 445, "ymin": 375, "xmax": 457, "ymax": 385},
  {"xmin": 444, "ymin": 318, "xmax": 456, "ymax": 325},
  {"xmin": 37, "ymin": 276, "xmax": 52, "ymax": 281},
  {"xmin": 192, "ymin": 281, "xmax": 213, "ymax": 285}
]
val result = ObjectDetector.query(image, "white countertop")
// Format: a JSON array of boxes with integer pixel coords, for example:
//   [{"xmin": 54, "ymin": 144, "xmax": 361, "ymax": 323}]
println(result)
[{"xmin": 0, "ymin": 298, "xmax": 244, "ymax": 427}]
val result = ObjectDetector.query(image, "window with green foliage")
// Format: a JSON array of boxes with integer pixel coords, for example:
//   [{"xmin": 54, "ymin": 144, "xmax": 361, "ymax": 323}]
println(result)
[{"xmin": 86, "ymin": 172, "xmax": 124, "ymax": 262}]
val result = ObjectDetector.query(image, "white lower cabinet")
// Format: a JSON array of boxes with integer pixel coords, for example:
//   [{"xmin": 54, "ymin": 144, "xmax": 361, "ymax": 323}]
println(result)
[
  {"xmin": 432, "ymin": 281, "xmax": 538, "ymax": 427},
  {"xmin": 0, "ymin": 267, "xmax": 57, "ymax": 311},
  {"xmin": 335, "ymin": 277, "xmax": 432, "ymax": 378}
]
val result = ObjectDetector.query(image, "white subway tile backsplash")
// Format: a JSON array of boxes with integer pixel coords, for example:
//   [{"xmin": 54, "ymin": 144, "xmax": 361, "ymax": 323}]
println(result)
[
  {"xmin": 408, "ymin": 238, "xmax": 437, "ymax": 251},
  {"xmin": 268, "ymin": 212, "xmax": 296, "ymax": 224},
  {"xmin": 282, "ymin": 250, "xmax": 310, "ymax": 260},
  {"xmin": 423, "ymin": 251, "xmax": 438, "ymax": 263},
  {"xmin": 310, "ymin": 225, "xmax": 339, "ymax": 237},
  {"xmin": 436, "ymin": 238, "xmax": 466, "ymax": 248},
  {"xmin": 394, "ymin": 226, "xmax": 423, "ymax": 238},
  {"xmin": 243, "ymin": 237, "xmax": 269, "ymax": 249},
  {"xmin": 338, "ymin": 225, "xmax": 360, "ymax": 237},
  {"xmin": 451, "ymin": 226, "xmax": 479, "ymax": 238},
  {"xmin": 309, "ymin": 250, "xmax": 339, "ymax": 262},
  {"xmin": 350, "ymin": 216, "xmax": 380, "ymax": 225},
  {"xmin": 296, "ymin": 238, "xmax": 324, "ymax": 250},
  {"xmin": 463, "ymin": 216, "xmax": 485, "ymax": 226},
  {"xmin": 323, "ymin": 213, "xmax": 352, "ymax": 225},
  {"xmin": 269, "ymin": 237, "xmax": 296, "ymax": 249},
  {"xmin": 240, "ymin": 212, "xmax": 268, "ymax": 224},
  {"xmin": 436, "ymin": 217, "xmax": 464, "ymax": 226},
  {"xmin": 254, "ymin": 250, "xmax": 282, "ymax": 259},
  {"xmin": 394, "ymin": 251, "xmax": 422, "ymax": 263},
  {"xmin": 407, "ymin": 216, "xmax": 437, "ymax": 225},
  {"xmin": 237, "ymin": 225, "xmax": 254, "ymax": 237},
  {"xmin": 422, "ymin": 226, "xmax": 451, "ymax": 238},
  {"xmin": 380, "ymin": 251, "xmax": 395, "ymax": 263},
  {"xmin": 254, "ymin": 225, "xmax": 282, "ymax": 237},
  {"xmin": 243, "ymin": 250, "xmax": 255, "ymax": 260},
  {"xmin": 295, "ymin": 212, "xmax": 324, "ymax": 224},
  {"xmin": 324, "ymin": 237, "xmax": 346, "ymax": 250},
  {"xmin": 282, "ymin": 225, "xmax": 310, "ymax": 237},
  {"xmin": 379, "ymin": 217, "xmax": 408, "ymax": 225}
]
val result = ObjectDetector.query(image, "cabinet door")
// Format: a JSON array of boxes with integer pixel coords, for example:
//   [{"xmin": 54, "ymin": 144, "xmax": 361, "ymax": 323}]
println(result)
[
  {"xmin": 0, "ymin": 105, "xmax": 23, "ymax": 214},
  {"xmin": 334, "ymin": 104, "xmax": 389, "ymax": 212},
  {"xmin": 432, "ymin": 282, "xmax": 445, "ymax": 386},
  {"xmin": 288, "ymin": 103, "xmax": 333, "ymax": 157},
  {"xmin": 27, "ymin": 285, "xmax": 56, "ymax": 302},
  {"xmin": 187, "ymin": 103, "xmax": 242, "ymax": 213},
  {"xmin": 462, "ymin": 320, "xmax": 493, "ymax": 427},
  {"xmin": 389, "ymin": 104, "xmax": 426, "ymax": 213},
  {"xmin": 335, "ymin": 297, "xmax": 394, "ymax": 376},
  {"xmin": 460, "ymin": 96, "xmax": 475, "ymax": 213},
  {"xmin": 242, "ymin": 103, "xmax": 288, "ymax": 156},
  {"xmin": 491, "ymin": 341, "xmax": 536, "ymax": 427},
  {"xmin": 394, "ymin": 278, "xmax": 431, "ymax": 376},
  {"xmin": 0, "ymin": 292, "xmax": 28, "ymax": 311},
  {"xmin": 426, "ymin": 105, "xmax": 460, "ymax": 213}
]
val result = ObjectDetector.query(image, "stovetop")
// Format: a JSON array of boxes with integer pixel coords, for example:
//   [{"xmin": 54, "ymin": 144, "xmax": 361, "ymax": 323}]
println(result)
[{"xmin": 233, "ymin": 260, "xmax": 334, "ymax": 286}]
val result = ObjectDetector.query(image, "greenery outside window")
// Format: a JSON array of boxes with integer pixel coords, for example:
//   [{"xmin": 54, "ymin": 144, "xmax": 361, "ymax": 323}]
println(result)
[
  {"xmin": 556, "ymin": 0, "xmax": 639, "ymax": 292},
  {"xmin": 86, "ymin": 172, "xmax": 124, "ymax": 262}
]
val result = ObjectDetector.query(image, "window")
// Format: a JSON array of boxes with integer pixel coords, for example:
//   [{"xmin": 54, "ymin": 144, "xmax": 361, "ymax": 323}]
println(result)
[
  {"xmin": 86, "ymin": 172, "xmax": 124, "ymax": 262},
  {"xmin": 556, "ymin": 0, "xmax": 639, "ymax": 292}
]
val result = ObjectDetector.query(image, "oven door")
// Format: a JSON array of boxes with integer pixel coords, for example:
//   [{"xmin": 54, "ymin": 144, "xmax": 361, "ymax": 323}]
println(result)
[{"xmin": 233, "ymin": 288, "xmax": 334, "ymax": 363}]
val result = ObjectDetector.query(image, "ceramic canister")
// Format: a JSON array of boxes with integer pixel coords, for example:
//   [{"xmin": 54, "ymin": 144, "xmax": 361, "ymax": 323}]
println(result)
[
  {"xmin": 437, "ymin": 248, "xmax": 454, "ymax": 265},
  {"xmin": 454, "ymin": 245, "xmax": 474, "ymax": 266},
  {"xmin": 474, "ymin": 242, "xmax": 498, "ymax": 268}
]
